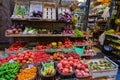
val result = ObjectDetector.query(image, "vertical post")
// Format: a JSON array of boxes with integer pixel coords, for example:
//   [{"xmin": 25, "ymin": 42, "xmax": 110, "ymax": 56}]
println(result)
[
  {"xmin": 84, "ymin": 0, "xmax": 90, "ymax": 31},
  {"xmin": 107, "ymin": 0, "xmax": 115, "ymax": 29}
]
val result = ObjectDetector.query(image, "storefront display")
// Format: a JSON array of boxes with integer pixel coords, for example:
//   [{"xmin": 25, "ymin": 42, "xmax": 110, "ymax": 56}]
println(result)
[{"xmin": 0, "ymin": 0, "xmax": 120, "ymax": 80}]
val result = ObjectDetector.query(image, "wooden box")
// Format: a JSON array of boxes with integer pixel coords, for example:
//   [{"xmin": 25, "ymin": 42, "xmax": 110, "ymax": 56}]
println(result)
[
  {"xmin": 11, "ymin": 1, "xmax": 29, "ymax": 19},
  {"xmin": 29, "ymin": 1, "xmax": 43, "ymax": 19},
  {"xmin": 43, "ymin": 2, "xmax": 56, "ymax": 21},
  {"xmin": 58, "ymin": 6, "xmax": 71, "ymax": 15}
]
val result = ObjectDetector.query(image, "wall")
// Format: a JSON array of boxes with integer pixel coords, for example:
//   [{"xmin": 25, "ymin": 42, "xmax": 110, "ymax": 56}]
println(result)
[{"xmin": 0, "ymin": 0, "xmax": 11, "ymax": 42}]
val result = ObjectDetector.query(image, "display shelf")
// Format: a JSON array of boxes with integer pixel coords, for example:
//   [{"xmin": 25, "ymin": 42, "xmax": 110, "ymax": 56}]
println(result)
[
  {"xmin": 105, "ymin": 34, "xmax": 120, "ymax": 51},
  {"xmin": 104, "ymin": 33, "xmax": 120, "ymax": 65},
  {"xmin": 82, "ymin": 52, "xmax": 96, "ymax": 57},
  {"xmin": 5, "ymin": 33, "xmax": 92, "ymax": 38},
  {"xmin": 110, "ymin": 46, "xmax": 120, "ymax": 51},
  {"xmin": 88, "ymin": 15, "xmax": 98, "ymax": 18},
  {"xmin": 11, "ymin": 18, "xmax": 73, "ymax": 24},
  {"xmin": 106, "ymin": 39, "xmax": 120, "ymax": 45},
  {"xmin": 5, "ymin": 34, "xmax": 73, "ymax": 37},
  {"xmin": 106, "ymin": 34, "xmax": 120, "ymax": 39}
]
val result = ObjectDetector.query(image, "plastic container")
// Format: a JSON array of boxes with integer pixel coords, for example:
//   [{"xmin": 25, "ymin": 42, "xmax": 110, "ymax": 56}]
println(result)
[{"xmin": 88, "ymin": 57, "xmax": 118, "ymax": 78}]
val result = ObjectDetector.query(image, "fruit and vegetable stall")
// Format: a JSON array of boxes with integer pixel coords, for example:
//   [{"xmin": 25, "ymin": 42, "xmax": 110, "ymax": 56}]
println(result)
[
  {"xmin": 0, "ymin": 39, "xmax": 118, "ymax": 80},
  {"xmin": 0, "ymin": 0, "xmax": 119, "ymax": 80}
]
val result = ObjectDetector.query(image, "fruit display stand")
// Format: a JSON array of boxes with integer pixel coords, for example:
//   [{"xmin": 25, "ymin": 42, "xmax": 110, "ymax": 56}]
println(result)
[
  {"xmin": 104, "ymin": 34, "xmax": 120, "ymax": 55},
  {"xmin": 0, "ymin": 46, "xmax": 118, "ymax": 80},
  {"xmin": 104, "ymin": 33, "xmax": 120, "ymax": 67}
]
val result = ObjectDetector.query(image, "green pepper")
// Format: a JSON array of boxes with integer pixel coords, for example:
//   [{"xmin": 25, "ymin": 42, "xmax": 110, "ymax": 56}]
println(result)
[
  {"xmin": 0, "ymin": 78, "xmax": 6, "ymax": 80},
  {"xmin": 5, "ymin": 75, "xmax": 10, "ymax": 80}
]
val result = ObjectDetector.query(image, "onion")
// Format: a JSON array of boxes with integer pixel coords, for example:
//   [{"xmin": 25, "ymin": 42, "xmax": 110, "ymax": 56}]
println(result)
[
  {"xmin": 75, "ymin": 69, "xmax": 80, "ymax": 73},
  {"xmin": 12, "ymin": 28, "xmax": 17, "ymax": 32},
  {"xmin": 84, "ymin": 68, "xmax": 89, "ymax": 73},
  {"xmin": 62, "ymin": 68, "xmax": 69, "ymax": 74},
  {"xmin": 68, "ymin": 56, "xmax": 74, "ymax": 61},
  {"xmin": 57, "ymin": 63, "xmax": 62, "ymax": 68},
  {"xmin": 77, "ymin": 72, "xmax": 82, "ymax": 76},
  {"xmin": 62, "ymin": 60, "xmax": 68, "ymax": 65},
  {"xmin": 77, "ymin": 64, "xmax": 82, "ymax": 69},
  {"xmin": 18, "ymin": 28, "xmax": 22, "ymax": 32},
  {"xmin": 6, "ymin": 30, "xmax": 13, "ymax": 34}
]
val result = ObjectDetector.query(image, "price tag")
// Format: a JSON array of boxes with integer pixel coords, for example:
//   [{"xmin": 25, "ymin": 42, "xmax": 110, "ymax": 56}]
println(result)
[
  {"xmin": 28, "ymin": 64, "xmax": 34, "ymax": 68},
  {"xmin": 9, "ymin": 59, "xmax": 14, "ymax": 63}
]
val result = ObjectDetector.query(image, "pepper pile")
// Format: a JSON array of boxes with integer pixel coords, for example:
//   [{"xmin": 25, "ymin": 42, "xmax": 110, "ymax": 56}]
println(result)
[
  {"xmin": 33, "ymin": 52, "xmax": 50, "ymax": 64},
  {"xmin": 17, "ymin": 66, "xmax": 37, "ymax": 80},
  {"xmin": 63, "ymin": 38, "xmax": 73, "ymax": 48},
  {"xmin": 0, "ymin": 62, "xmax": 20, "ymax": 80},
  {"xmin": 8, "ymin": 42, "xmax": 26, "ymax": 51}
]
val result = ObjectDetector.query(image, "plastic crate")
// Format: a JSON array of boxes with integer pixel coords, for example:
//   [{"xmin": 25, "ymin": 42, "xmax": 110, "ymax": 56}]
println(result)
[{"xmin": 88, "ymin": 57, "xmax": 118, "ymax": 78}]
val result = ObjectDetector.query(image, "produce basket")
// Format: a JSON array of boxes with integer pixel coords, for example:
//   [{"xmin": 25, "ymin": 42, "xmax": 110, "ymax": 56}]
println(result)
[
  {"xmin": 62, "ymin": 48, "xmax": 74, "ymax": 53},
  {"xmin": 76, "ymin": 77, "xmax": 93, "ymax": 80},
  {"xmin": 29, "ymin": 1, "xmax": 43, "ymax": 19},
  {"xmin": 57, "ymin": 67, "xmax": 74, "ymax": 79},
  {"xmin": 50, "ymin": 52, "xmax": 64, "ymax": 64},
  {"xmin": 18, "ymin": 63, "xmax": 37, "ymax": 80},
  {"xmin": 37, "ymin": 62, "xmax": 56, "ymax": 80},
  {"xmin": 74, "ymin": 45, "xmax": 85, "ymax": 56},
  {"xmin": 88, "ymin": 57, "xmax": 118, "ymax": 78},
  {"xmin": 11, "ymin": 1, "xmax": 29, "ymax": 19},
  {"xmin": 75, "ymin": 69, "xmax": 92, "ymax": 79}
]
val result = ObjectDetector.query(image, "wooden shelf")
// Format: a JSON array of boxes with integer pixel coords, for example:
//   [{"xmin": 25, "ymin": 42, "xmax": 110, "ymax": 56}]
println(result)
[
  {"xmin": 5, "ymin": 33, "xmax": 92, "ymax": 38},
  {"xmin": 106, "ymin": 39, "xmax": 120, "ymax": 45},
  {"xmin": 89, "ymin": 15, "xmax": 98, "ymax": 17},
  {"xmin": 11, "ymin": 18, "xmax": 72, "ymax": 23},
  {"xmin": 5, "ymin": 34, "xmax": 74, "ymax": 37},
  {"xmin": 106, "ymin": 34, "xmax": 120, "ymax": 39}
]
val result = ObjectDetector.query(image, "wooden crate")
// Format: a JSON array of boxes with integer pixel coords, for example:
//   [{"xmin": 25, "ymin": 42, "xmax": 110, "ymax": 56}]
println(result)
[
  {"xmin": 11, "ymin": 1, "xmax": 29, "ymax": 19},
  {"xmin": 43, "ymin": 2, "xmax": 56, "ymax": 21},
  {"xmin": 29, "ymin": 1, "xmax": 43, "ymax": 19},
  {"xmin": 58, "ymin": 6, "xmax": 71, "ymax": 15}
]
